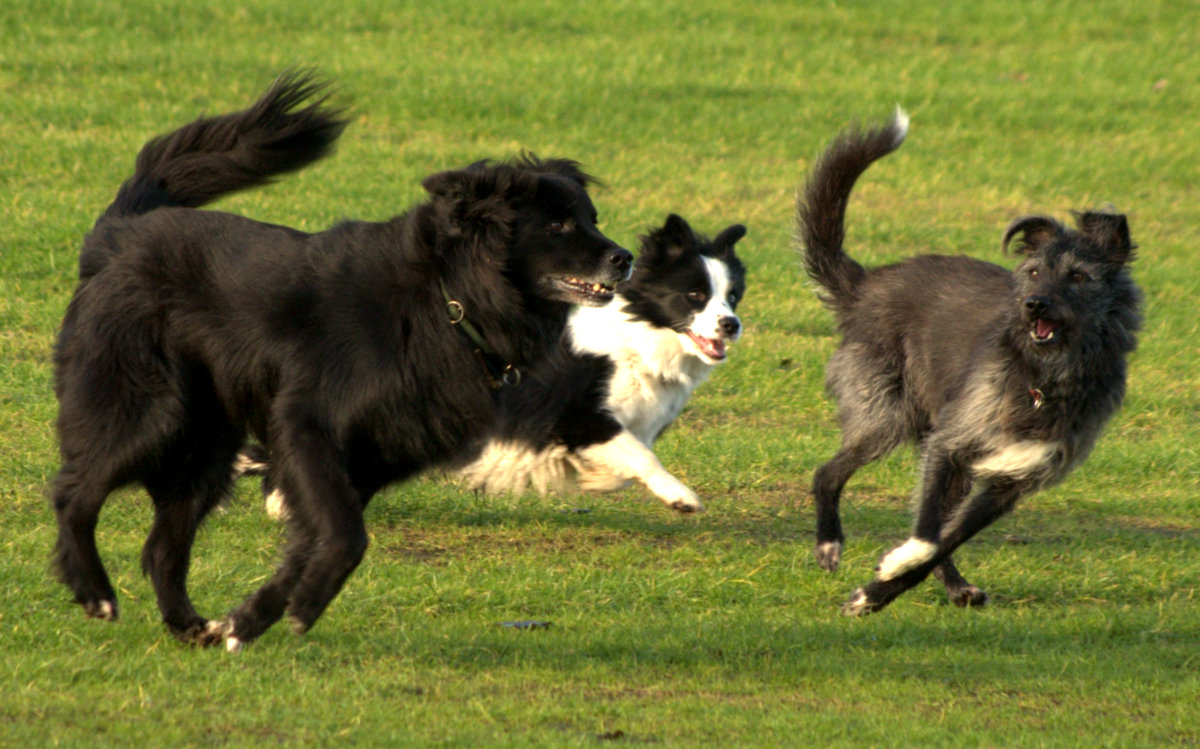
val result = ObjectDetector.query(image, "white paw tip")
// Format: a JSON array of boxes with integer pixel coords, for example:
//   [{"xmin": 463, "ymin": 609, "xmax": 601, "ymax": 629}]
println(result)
[{"xmin": 225, "ymin": 636, "xmax": 244, "ymax": 653}]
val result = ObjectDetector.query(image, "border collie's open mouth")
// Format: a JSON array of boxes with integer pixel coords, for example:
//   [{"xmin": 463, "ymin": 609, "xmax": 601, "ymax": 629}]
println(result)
[
  {"xmin": 1029, "ymin": 318, "xmax": 1060, "ymax": 344},
  {"xmin": 687, "ymin": 331, "xmax": 727, "ymax": 361},
  {"xmin": 554, "ymin": 276, "xmax": 615, "ymax": 306}
]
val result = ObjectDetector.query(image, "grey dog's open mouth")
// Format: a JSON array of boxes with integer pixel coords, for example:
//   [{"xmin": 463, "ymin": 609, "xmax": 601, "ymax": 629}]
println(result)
[
  {"xmin": 1029, "ymin": 318, "xmax": 1060, "ymax": 343},
  {"xmin": 555, "ymin": 276, "xmax": 616, "ymax": 305}
]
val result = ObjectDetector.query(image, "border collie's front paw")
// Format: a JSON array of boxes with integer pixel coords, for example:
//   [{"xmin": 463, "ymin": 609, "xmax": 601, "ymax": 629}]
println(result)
[
  {"xmin": 655, "ymin": 481, "xmax": 703, "ymax": 514},
  {"xmin": 814, "ymin": 540, "xmax": 842, "ymax": 571},
  {"xmin": 668, "ymin": 496, "xmax": 704, "ymax": 513}
]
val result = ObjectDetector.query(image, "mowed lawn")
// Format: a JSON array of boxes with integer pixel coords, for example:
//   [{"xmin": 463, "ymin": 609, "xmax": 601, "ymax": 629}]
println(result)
[{"xmin": 2, "ymin": 1, "xmax": 1198, "ymax": 746}]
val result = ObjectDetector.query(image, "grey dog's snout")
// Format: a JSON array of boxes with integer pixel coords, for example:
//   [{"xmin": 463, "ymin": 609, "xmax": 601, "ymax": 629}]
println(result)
[{"xmin": 1024, "ymin": 295, "xmax": 1050, "ymax": 316}]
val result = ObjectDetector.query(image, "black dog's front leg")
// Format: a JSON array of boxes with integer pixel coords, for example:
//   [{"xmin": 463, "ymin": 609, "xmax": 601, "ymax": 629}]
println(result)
[{"xmin": 843, "ymin": 477, "xmax": 1021, "ymax": 616}]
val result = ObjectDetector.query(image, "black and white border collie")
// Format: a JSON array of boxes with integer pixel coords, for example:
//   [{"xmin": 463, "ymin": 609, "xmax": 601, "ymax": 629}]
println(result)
[{"xmin": 456, "ymin": 213, "xmax": 747, "ymax": 512}]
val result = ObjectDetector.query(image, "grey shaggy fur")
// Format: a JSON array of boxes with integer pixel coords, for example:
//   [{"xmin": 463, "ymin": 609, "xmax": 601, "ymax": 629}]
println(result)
[{"xmin": 798, "ymin": 111, "xmax": 1141, "ymax": 615}]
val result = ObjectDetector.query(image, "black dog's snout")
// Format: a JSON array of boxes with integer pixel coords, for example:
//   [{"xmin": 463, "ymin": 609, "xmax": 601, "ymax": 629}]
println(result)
[
  {"xmin": 1024, "ymin": 295, "xmax": 1051, "ymax": 315},
  {"xmin": 720, "ymin": 315, "xmax": 741, "ymax": 338},
  {"xmin": 607, "ymin": 247, "xmax": 634, "ymax": 275}
]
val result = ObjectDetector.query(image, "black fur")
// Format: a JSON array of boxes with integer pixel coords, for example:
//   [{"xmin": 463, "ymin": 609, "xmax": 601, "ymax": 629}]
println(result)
[
  {"xmin": 798, "ymin": 112, "xmax": 1141, "ymax": 615},
  {"xmin": 50, "ymin": 71, "xmax": 632, "ymax": 648}
]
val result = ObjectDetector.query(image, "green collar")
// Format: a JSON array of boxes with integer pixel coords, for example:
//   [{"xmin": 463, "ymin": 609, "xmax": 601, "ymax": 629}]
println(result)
[{"xmin": 439, "ymin": 280, "xmax": 522, "ymax": 388}]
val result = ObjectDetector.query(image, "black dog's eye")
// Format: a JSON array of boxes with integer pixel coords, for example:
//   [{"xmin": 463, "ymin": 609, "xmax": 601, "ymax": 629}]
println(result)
[
  {"xmin": 548, "ymin": 220, "xmax": 572, "ymax": 234},
  {"xmin": 687, "ymin": 290, "xmax": 708, "ymax": 304},
  {"xmin": 1069, "ymin": 269, "xmax": 1090, "ymax": 283}
]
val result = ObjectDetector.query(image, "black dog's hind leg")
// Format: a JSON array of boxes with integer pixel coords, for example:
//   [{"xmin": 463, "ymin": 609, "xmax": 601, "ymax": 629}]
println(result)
[
  {"xmin": 843, "ymin": 477, "xmax": 1021, "ymax": 615},
  {"xmin": 51, "ymin": 466, "xmax": 120, "ymax": 620},
  {"xmin": 141, "ymin": 424, "xmax": 242, "ymax": 642}
]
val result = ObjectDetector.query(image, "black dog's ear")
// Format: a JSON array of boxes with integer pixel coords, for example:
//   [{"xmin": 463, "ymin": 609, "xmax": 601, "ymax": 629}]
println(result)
[
  {"xmin": 1001, "ymin": 215, "xmax": 1062, "ymax": 256},
  {"xmin": 421, "ymin": 168, "xmax": 472, "ymax": 199},
  {"xmin": 711, "ymin": 224, "xmax": 747, "ymax": 259},
  {"xmin": 421, "ymin": 165, "xmax": 516, "ymax": 243},
  {"xmin": 1073, "ymin": 210, "xmax": 1137, "ymax": 265}
]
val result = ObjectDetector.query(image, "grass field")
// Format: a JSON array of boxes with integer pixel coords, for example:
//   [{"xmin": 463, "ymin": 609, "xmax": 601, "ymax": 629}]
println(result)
[{"xmin": 2, "ymin": 0, "xmax": 1198, "ymax": 746}]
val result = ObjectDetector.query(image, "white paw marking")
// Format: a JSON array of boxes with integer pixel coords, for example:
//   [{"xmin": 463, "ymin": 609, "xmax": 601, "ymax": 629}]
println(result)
[
  {"xmin": 842, "ymin": 588, "xmax": 870, "ymax": 616},
  {"xmin": 97, "ymin": 600, "xmax": 117, "ymax": 620},
  {"xmin": 815, "ymin": 540, "xmax": 843, "ymax": 571},
  {"xmin": 877, "ymin": 538, "xmax": 938, "ymax": 581},
  {"xmin": 225, "ymin": 636, "xmax": 244, "ymax": 653}
]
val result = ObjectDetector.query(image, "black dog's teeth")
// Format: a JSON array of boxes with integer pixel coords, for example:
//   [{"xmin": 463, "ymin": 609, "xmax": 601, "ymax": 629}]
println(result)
[{"xmin": 564, "ymin": 277, "xmax": 613, "ymax": 295}]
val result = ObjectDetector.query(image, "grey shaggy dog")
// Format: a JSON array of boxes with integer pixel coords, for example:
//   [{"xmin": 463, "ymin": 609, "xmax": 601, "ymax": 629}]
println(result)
[{"xmin": 798, "ymin": 111, "xmax": 1141, "ymax": 616}]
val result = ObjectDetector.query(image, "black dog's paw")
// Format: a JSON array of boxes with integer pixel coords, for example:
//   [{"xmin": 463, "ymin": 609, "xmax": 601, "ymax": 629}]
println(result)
[
  {"xmin": 192, "ymin": 619, "xmax": 245, "ymax": 652},
  {"xmin": 814, "ymin": 540, "xmax": 842, "ymax": 572},
  {"xmin": 166, "ymin": 616, "xmax": 217, "ymax": 644},
  {"xmin": 82, "ymin": 599, "xmax": 119, "ymax": 621}
]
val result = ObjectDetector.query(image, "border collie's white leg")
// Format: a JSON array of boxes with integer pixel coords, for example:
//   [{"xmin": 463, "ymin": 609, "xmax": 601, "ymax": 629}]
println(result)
[{"xmin": 576, "ymin": 430, "xmax": 703, "ymax": 513}]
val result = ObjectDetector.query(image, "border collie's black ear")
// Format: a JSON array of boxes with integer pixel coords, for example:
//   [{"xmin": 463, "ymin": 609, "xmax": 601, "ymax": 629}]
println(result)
[
  {"xmin": 1001, "ymin": 215, "xmax": 1062, "ymax": 256},
  {"xmin": 712, "ymin": 224, "xmax": 747, "ymax": 258},
  {"xmin": 1073, "ymin": 210, "xmax": 1136, "ymax": 265},
  {"xmin": 641, "ymin": 214, "xmax": 696, "ymax": 264}
]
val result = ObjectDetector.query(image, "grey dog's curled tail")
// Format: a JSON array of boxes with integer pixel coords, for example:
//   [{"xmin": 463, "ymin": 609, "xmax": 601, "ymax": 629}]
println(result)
[{"xmin": 798, "ymin": 109, "xmax": 908, "ymax": 305}]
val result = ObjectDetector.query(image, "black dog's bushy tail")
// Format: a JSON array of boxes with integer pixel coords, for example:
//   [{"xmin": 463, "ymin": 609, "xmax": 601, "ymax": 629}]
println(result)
[
  {"xmin": 798, "ymin": 109, "xmax": 909, "ymax": 305},
  {"xmin": 101, "ymin": 69, "xmax": 348, "ymax": 220}
]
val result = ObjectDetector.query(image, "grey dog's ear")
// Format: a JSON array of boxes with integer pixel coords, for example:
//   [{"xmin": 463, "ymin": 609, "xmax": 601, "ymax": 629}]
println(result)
[
  {"xmin": 1001, "ymin": 215, "xmax": 1062, "ymax": 256},
  {"xmin": 1073, "ymin": 210, "xmax": 1137, "ymax": 265}
]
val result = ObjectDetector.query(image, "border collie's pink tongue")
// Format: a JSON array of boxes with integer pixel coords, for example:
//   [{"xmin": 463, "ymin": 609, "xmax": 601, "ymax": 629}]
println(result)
[{"xmin": 688, "ymin": 332, "xmax": 726, "ymax": 360}]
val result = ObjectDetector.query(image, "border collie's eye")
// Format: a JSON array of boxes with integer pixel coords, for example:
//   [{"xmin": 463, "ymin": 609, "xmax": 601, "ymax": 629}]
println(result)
[
  {"xmin": 548, "ymin": 220, "xmax": 569, "ymax": 234},
  {"xmin": 1029, "ymin": 268, "xmax": 1039, "ymax": 279},
  {"xmin": 1069, "ymin": 269, "xmax": 1090, "ymax": 283},
  {"xmin": 727, "ymin": 291, "xmax": 740, "ymax": 305},
  {"xmin": 687, "ymin": 290, "xmax": 707, "ymax": 303}
]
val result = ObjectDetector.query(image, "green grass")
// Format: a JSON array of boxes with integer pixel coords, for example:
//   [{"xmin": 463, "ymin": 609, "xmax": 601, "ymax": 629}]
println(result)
[{"xmin": 3, "ymin": 0, "xmax": 1199, "ymax": 746}]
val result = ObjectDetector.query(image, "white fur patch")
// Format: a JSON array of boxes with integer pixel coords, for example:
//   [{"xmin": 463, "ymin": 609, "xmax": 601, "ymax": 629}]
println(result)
[
  {"xmin": 231, "ymin": 453, "xmax": 268, "ymax": 477},
  {"xmin": 577, "ymin": 431, "xmax": 702, "ymax": 511},
  {"xmin": 264, "ymin": 488, "xmax": 290, "ymax": 521},
  {"xmin": 973, "ymin": 441, "xmax": 1060, "ymax": 479},
  {"xmin": 458, "ymin": 440, "xmax": 579, "ymax": 495},
  {"xmin": 877, "ymin": 537, "xmax": 938, "ymax": 581}
]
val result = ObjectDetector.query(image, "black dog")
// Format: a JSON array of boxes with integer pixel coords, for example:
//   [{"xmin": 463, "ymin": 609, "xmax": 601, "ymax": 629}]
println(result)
[
  {"xmin": 51, "ymin": 71, "xmax": 632, "ymax": 650},
  {"xmin": 797, "ymin": 111, "xmax": 1141, "ymax": 615}
]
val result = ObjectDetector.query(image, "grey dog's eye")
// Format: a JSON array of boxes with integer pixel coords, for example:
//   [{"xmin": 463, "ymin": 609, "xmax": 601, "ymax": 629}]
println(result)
[
  {"xmin": 1029, "ymin": 268, "xmax": 1039, "ymax": 279},
  {"xmin": 1069, "ymin": 270, "xmax": 1090, "ymax": 283}
]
